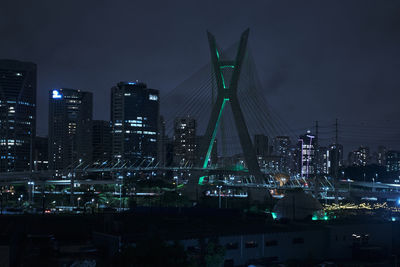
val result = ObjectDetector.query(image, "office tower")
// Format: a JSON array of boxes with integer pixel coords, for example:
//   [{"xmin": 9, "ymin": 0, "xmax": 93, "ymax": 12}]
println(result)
[
  {"xmin": 328, "ymin": 143, "xmax": 343, "ymax": 175},
  {"xmin": 298, "ymin": 131, "xmax": 316, "ymax": 178},
  {"xmin": 274, "ymin": 136, "xmax": 291, "ymax": 173},
  {"xmin": 173, "ymin": 117, "xmax": 197, "ymax": 166},
  {"xmin": 92, "ymin": 120, "xmax": 112, "ymax": 164},
  {"xmin": 386, "ymin": 150, "xmax": 400, "ymax": 172},
  {"xmin": 0, "ymin": 59, "xmax": 36, "ymax": 172},
  {"xmin": 348, "ymin": 146, "xmax": 370, "ymax": 167},
  {"xmin": 317, "ymin": 146, "xmax": 329, "ymax": 175},
  {"xmin": 48, "ymin": 88, "xmax": 93, "ymax": 170},
  {"xmin": 33, "ymin": 136, "xmax": 48, "ymax": 171},
  {"xmin": 157, "ymin": 116, "xmax": 167, "ymax": 167},
  {"xmin": 375, "ymin": 146, "xmax": 387, "ymax": 166},
  {"xmin": 274, "ymin": 136, "xmax": 290, "ymax": 156},
  {"xmin": 111, "ymin": 82, "xmax": 159, "ymax": 163}
]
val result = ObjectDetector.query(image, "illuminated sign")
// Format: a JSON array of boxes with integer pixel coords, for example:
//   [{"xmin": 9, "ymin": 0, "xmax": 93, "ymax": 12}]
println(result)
[
  {"xmin": 149, "ymin": 94, "xmax": 158, "ymax": 101},
  {"xmin": 52, "ymin": 90, "xmax": 62, "ymax": 99}
]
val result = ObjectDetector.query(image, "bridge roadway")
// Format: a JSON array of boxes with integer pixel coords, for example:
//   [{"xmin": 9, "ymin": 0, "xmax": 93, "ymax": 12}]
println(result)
[
  {"xmin": 0, "ymin": 169, "xmax": 399, "ymax": 196},
  {"xmin": 0, "ymin": 167, "xmax": 251, "ymax": 185}
]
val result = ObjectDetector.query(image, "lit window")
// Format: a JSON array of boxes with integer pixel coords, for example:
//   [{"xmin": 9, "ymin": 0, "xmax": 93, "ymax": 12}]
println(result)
[{"xmin": 149, "ymin": 94, "xmax": 158, "ymax": 101}]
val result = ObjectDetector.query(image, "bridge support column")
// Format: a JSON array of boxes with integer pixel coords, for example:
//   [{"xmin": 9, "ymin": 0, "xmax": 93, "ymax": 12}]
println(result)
[{"xmin": 199, "ymin": 29, "xmax": 264, "ymax": 184}]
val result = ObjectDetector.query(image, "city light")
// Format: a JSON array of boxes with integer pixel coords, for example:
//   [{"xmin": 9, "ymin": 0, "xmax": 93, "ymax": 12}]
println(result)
[{"xmin": 52, "ymin": 90, "xmax": 62, "ymax": 99}]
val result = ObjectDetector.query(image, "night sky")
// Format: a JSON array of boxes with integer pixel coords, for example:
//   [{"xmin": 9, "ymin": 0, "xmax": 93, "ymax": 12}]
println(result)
[{"xmin": 2, "ymin": 0, "xmax": 400, "ymax": 153}]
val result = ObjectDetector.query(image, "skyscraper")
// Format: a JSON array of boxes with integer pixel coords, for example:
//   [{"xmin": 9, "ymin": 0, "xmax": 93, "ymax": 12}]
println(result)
[
  {"xmin": 48, "ymin": 88, "xmax": 93, "ymax": 170},
  {"xmin": 33, "ymin": 136, "xmax": 48, "ymax": 171},
  {"xmin": 92, "ymin": 120, "xmax": 112, "ymax": 164},
  {"xmin": 386, "ymin": 150, "xmax": 400, "ymax": 172},
  {"xmin": 173, "ymin": 117, "xmax": 197, "ymax": 166},
  {"xmin": 111, "ymin": 82, "xmax": 159, "ymax": 163},
  {"xmin": 374, "ymin": 146, "xmax": 387, "ymax": 166},
  {"xmin": 328, "ymin": 143, "xmax": 343, "ymax": 175},
  {"xmin": 317, "ymin": 146, "xmax": 329, "ymax": 175},
  {"xmin": 298, "ymin": 131, "xmax": 316, "ymax": 178},
  {"xmin": 348, "ymin": 146, "xmax": 370, "ymax": 166},
  {"xmin": 274, "ymin": 136, "xmax": 291, "ymax": 173},
  {"xmin": 0, "ymin": 59, "xmax": 36, "ymax": 172}
]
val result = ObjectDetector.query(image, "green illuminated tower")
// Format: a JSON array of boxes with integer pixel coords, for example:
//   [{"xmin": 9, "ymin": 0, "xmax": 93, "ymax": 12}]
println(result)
[{"xmin": 199, "ymin": 29, "xmax": 264, "ymax": 183}]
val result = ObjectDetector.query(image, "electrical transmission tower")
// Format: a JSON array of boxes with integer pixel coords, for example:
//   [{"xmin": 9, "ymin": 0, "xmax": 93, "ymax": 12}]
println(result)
[{"xmin": 199, "ymin": 29, "xmax": 264, "ymax": 183}]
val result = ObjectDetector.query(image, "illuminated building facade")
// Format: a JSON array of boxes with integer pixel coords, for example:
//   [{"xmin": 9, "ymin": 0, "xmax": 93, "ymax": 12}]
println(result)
[
  {"xmin": 386, "ymin": 150, "xmax": 400, "ymax": 172},
  {"xmin": 92, "ymin": 120, "xmax": 112, "ymax": 164},
  {"xmin": 298, "ymin": 131, "xmax": 316, "ymax": 178},
  {"xmin": 373, "ymin": 146, "xmax": 387, "ymax": 166},
  {"xmin": 48, "ymin": 88, "xmax": 93, "ymax": 170},
  {"xmin": 317, "ymin": 146, "xmax": 329, "ymax": 175},
  {"xmin": 273, "ymin": 136, "xmax": 291, "ymax": 173},
  {"xmin": 173, "ymin": 117, "xmax": 197, "ymax": 166},
  {"xmin": 111, "ymin": 82, "xmax": 159, "ymax": 162},
  {"xmin": 0, "ymin": 59, "xmax": 36, "ymax": 172},
  {"xmin": 348, "ymin": 146, "xmax": 370, "ymax": 166}
]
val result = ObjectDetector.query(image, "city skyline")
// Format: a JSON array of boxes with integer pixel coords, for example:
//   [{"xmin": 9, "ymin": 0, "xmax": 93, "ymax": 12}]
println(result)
[
  {"xmin": 1, "ymin": 3, "xmax": 400, "ymax": 265},
  {"xmin": 1, "ymin": 1, "xmax": 400, "ymax": 153}
]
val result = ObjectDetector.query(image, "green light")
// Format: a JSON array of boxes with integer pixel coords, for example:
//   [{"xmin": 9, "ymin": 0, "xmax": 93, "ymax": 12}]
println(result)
[
  {"xmin": 232, "ymin": 164, "xmax": 248, "ymax": 172},
  {"xmin": 323, "ymin": 216, "xmax": 329, "ymax": 221},
  {"xmin": 271, "ymin": 212, "xmax": 277, "ymax": 220},
  {"xmin": 221, "ymin": 73, "xmax": 226, "ymax": 89},
  {"xmin": 198, "ymin": 176, "xmax": 206, "ymax": 185},
  {"xmin": 216, "ymin": 49, "xmax": 219, "ymax": 60},
  {"xmin": 202, "ymin": 99, "xmax": 228, "ymax": 168},
  {"xmin": 219, "ymin": 66, "xmax": 234, "ymax": 89},
  {"xmin": 312, "ymin": 215, "xmax": 318, "ymax": 221},
  {"xmin": 177, "ymin": 184, "xmax": 184, "ymax": 189}
]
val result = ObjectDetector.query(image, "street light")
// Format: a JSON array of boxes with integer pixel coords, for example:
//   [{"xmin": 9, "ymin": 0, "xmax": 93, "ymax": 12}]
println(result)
[{"xmin": 77, "ymin": 197, "xmax": 81, "ymax": 209}]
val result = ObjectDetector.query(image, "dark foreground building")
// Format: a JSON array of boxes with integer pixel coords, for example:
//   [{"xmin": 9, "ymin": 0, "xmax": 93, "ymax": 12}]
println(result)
[
  {"xmin": 48, "ymin": 88, "xmax": 93, "ymax": 170},
  {"xmin": 0, "ymin": 59, "xmax": 36, "ymax": 172},
  {"xmin": 0, "ymin": 211, "xmax": 398, "ymax": 266}
]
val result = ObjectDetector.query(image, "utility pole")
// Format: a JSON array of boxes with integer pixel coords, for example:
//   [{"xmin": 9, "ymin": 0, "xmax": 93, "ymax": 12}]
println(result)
[
  {"xmin": 334, "ymin": 119, "xmax": 339, "ymax": 204},
  {"xmin": 314, "ymin": 121, "xmax": 319, "ymax": 197}
]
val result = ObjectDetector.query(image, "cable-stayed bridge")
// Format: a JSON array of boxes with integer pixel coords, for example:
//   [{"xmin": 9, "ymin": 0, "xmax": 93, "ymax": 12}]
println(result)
[{"xmin": 1, "ymin": 29, "xmax": 396, "ymax": 201}]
